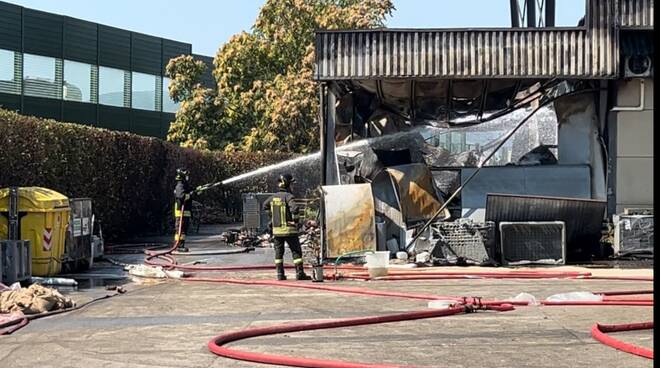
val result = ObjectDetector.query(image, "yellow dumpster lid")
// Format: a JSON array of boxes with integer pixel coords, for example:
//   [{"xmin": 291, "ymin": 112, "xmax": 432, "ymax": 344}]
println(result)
[{"xmin": 0, "ymin": 187, "xmax": 69, "ymax": 211}]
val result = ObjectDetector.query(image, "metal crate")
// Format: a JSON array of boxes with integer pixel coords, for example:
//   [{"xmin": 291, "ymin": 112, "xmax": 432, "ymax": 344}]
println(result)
[
  {"xmin": 499, "ymin": 221, "xmax": 565, "ymax": 265},
  {"xmin": 64, "ymin": 198, "xmax": 93, "ymax": 272},
  {"xmin": 242, "ymin": 193, "xmax": 274, "ymax": 234},
  {"xmin": 613, "ymin": 215, "xmax": 653, "ymax": 256},
  {"xmin": 1, "ymin": 240, "xmax": 32, "ymax": 284},
  {"xmin": 430, "ymin": 220, "xmax": 495, "ymax": 265}
]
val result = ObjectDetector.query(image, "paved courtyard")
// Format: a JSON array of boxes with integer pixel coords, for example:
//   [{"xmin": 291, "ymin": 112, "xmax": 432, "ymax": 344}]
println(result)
[{"xmin": 0, "ymin": 227, "xmax": 653, "ymax": 368}]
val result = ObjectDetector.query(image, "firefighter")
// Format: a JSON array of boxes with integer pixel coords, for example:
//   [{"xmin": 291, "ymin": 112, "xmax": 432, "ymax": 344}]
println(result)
[
  {"xmin": 263, "ymin": 174, "xmax": 311, "ymax": 281},
  {"xmin": 173, "ymin": 168, "xmax": 194, "ymax": 252}
]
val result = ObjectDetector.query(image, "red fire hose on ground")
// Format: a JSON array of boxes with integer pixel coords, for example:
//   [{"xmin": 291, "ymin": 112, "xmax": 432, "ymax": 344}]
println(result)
[
  {"xmin": 208, "ymin": 304, "xmax": 514, "ymax": 368},
  {"xmin": 591, "ymin": 321, "xmax": 654, "ymax": 359},
  {"xmin": 143, "ymin": 212, "xmax": 654, "ymax": 366}
]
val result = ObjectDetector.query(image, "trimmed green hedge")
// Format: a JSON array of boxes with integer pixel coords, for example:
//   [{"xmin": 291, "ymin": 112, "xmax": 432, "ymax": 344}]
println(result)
[{"xmin": 0, "ymin": 109, "xmax": 297, "ymax": 240}]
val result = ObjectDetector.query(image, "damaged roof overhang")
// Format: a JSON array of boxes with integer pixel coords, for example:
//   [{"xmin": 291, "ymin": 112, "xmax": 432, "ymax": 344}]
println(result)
[{"xmin": 330, "ymin": 78, "xmax": 559, "ymax": 125}]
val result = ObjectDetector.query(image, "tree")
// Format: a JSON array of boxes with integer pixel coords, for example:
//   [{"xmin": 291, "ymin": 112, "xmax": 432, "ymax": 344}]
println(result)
[
  {"xmin": 165, "ymin": 55, "xmax": 225, "ymax": 149},
  {"xmin": 169, "ymin": 0, "xmax": 394, "ymax": 153}
]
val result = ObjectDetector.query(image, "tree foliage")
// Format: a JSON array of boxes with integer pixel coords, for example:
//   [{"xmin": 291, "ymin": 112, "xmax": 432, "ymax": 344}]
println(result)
[
  {"xmin": 168, "ymin": 0, "xmax": 394, "ymax": 153},
  {"xmin": 165, "ymin": 55, "xmax": 225, "ymax": 150}
]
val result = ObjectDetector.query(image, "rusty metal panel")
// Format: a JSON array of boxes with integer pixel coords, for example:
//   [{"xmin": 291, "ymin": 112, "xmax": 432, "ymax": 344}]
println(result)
[
  {"xmin": 315, "ymin": 0, "xmax": 621, "ymax": 80},
  {"xmin": 620, "ymin": 0, "xmax": 654, "ymax": 27},
  {"xmin": 386, "ymin": 164, "xmax": 450, "ymax": 224},
  {"xmin": 322, "ymin": 184, "xmax": 377, "ymax": 258}
]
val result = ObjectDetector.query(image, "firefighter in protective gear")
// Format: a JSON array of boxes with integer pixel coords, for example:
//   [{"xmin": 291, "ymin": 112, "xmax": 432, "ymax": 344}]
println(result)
[
  {"xmin": 173, "ymin": 168, "xmax": 194, "ymax": 252},
  {"xmin": 263, "ymin": 174, "xmax": 311, "ymax": 281}
]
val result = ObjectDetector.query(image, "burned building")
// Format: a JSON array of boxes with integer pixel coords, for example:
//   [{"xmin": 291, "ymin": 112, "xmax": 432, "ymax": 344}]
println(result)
[{"xmin": 314, "ymin": 0, "xmax": 653, "ymax": 262}]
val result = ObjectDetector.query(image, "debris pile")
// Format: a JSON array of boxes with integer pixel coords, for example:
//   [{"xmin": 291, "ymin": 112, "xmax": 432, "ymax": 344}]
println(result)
[
  {"xmin": 220, "ymin": 229, "xmax": 274, "ymax": 248},
  {"xmin": 0, "ymin": 283, "xmax": 75, "ymax": 315},
  {"xmin": 220, "ymin": 220, "xmax": 321, "ymax": 257}
]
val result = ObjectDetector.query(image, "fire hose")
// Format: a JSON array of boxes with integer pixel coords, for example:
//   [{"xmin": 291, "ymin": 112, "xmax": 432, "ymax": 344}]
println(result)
[
  {"xmin": 591, "ymin": 321, "xmax": 654, "ymax": 359},
  {"xmin": 140, "ymin": 213, "xmax": 654, "ymax": 365}
]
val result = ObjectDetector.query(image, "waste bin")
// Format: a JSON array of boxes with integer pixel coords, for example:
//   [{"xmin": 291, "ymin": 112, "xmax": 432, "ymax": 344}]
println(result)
[{"xmin": 0, "ymin": 187, "xmax": 70, "ymax": 276}]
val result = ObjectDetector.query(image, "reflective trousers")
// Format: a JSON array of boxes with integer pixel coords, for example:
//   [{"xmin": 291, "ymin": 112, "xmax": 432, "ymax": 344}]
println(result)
[
  {"xmin": 174, "ymin": 216, "xmax": 190, "ymax": 247},
  {"xmin": 273, "ymin": 235, "xmax": 303, "ymax": 266}
]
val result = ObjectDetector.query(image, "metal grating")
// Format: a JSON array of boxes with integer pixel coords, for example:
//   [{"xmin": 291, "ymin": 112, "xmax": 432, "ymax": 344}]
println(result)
[
  {"xmin": 430, "ymin": 220, "xmax": 495, "ymax": 264},
  {"xmin": 613, "ymin": 214, "xmax": 654, "ymax": 256},
  {"xmin": 499, "ymin": 221, "xmax": 565, "ymax": 265}
]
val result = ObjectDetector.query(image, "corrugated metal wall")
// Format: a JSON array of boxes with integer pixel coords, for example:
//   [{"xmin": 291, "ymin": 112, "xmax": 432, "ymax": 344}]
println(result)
[
  {"xmin": 315, "ymin": 0, "xmax": 624, "ymax": 80},
  {"xmin": 619, "ymin": 0, "xmax": 654, "ymax": 27}
]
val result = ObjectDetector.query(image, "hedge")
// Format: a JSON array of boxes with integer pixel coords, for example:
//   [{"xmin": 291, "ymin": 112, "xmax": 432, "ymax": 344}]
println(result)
[{"xmin": 0, "ymin": 109, "xmax": 318, "ymax": 241}]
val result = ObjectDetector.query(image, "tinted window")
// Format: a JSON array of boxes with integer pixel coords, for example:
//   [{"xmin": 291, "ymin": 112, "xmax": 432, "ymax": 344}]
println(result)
[
  {"xmin": 99, "ymin": 66, "xmax": 126, "ymax": 107},
  {"xmin": 23, "ymin": 53, "xmax": 59, "ymax": 99},
  {"xmin": 64, "ymin": 60, "xmax": 92, "ymax": 102},
  {"xmin": 132, "ymin": 72, "xmax": 156, "ymax": 111}
]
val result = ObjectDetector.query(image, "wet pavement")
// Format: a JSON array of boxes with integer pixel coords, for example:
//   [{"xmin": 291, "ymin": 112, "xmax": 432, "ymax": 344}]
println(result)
[{"xmin": 0, "ymin": 225, "xmax": 653, "ymax": 368}]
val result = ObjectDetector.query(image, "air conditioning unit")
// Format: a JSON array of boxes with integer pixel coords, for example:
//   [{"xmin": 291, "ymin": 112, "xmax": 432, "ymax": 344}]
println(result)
[
  {"xmin": 499, "ymin": 221, "xmax": 566, "ymax": 265},
  {"xmin": 624, "ymin": 55, "xmax": 652, "ymax": 78},
  {"xmin": 613, "ymin": 214, "xmax": 653, "ymax": 256}
]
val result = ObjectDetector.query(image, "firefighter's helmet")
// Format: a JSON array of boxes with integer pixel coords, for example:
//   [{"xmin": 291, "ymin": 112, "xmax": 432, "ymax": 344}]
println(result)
[
  {"xmin": 278, "ymin": 173, "xmax": 295, "ymax": 189},
  {"xmin": 175, "ymin": 168, "xmax": 190, "ymax": 182}
]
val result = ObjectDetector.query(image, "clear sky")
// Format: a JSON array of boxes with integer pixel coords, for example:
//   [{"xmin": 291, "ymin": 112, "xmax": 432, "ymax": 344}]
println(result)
[{"xmin": 4, "ymin": 0, "xmax": 586, "ymax": 56}]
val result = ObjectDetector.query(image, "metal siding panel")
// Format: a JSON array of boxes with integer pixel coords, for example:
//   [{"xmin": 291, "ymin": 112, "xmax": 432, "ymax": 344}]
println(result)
[
  {"xmin": 62, "ymin": 100, "xmax": 97, "ymax": 126},
  {"xmin": 161, "ymin": 113, "xmax": 174, "ymax": 139},
  {"xmin": 577, "ymin": 31, "xmax": 584, "ymax": 76},
  {"xmin": 23, "ymin": 9, "xmax": 63, "ymax": 58},
  {"xmin": 434, "ymin": 32, "xmax": 440, "ymax": 76},
  {"xmin": 131, "ymin": 109, "xmax": 162, "ymax": 137},
  {"xmin": 63, "ymin": 18, "xmax": 97, "ymax": 64},
  {"xmin": 464, "ymin": 32, "xmax": 469, "ymax": 76},
  {"xmin": 99, "ymin": 25, "xmax": 130, "ymax": 70},
  {"xmin": 0, "ymin": 2, "xmax": 22, "ymax": 51},
  {"xmin": 162, "ymin": 39, "xmax": 192, "ymax": 74},
  {"xmin": 570, "ymin": 31, "xmax": 576, "ymax": 75},
  {"xmin": 98, "ymin": 104, "xmax": 130, "ymax": 131},
  {"xmin": 448, "ymin": 32, "xmax": 454, "ymax": 76},
  {"xmin": 0, "ymin": 92, "xmax": 21, "ymax": 111},
  {"xmin": 132, "ymin": 33, "xmax": 162, "ymax": 75},
  {"xmin": 563, "ymin": 32, "xmax": 570, "ymax": 76},
  {"xmin": 482, "ymin": 32, "xmax": 489, "ymax": 76},
  {"xmin": 526, "ymin": 32, "xmax": 533, "ymax": 76},
  {"xmin": 534, "ymin": 32, "xmax": 540, "ymax": 76},
  {"xmin": 413, "ymin": 32, "xmax": 419, "ymax": 76},
  {"xmin": 23, "ymin": 95, "xmax": 61, "ymax": 120}
]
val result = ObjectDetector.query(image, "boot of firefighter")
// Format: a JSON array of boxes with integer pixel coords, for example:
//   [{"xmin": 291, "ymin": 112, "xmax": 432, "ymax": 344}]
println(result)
[
  {"xmin": 295, "ymin": 263, "xmax": 312, "ymax": 280},
  {"xmin": 176, "ymin": 238, "xmax": 189, "ymax": 252},
  {"xmin": 276, "ymin": 262, "xmax": 286, "ymax": 280}
]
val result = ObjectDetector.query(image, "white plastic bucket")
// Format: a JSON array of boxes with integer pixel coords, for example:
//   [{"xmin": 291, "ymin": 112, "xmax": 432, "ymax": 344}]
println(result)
[{"xmin": 365, "ymin": 251, "xmax": 390, "ymax": 277}]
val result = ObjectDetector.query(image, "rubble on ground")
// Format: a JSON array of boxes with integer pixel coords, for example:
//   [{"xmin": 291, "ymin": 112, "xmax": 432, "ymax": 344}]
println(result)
[
  {"xmin": 0, "ymin": 283, "xmax": 75, "ymax": 315},
  {"xmin": 220, "ymin": 220, "xmax": 321, "ymax": 255}
]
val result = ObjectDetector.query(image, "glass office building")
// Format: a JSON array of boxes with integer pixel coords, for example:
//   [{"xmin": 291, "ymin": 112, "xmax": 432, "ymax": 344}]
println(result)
[{"xmin": 0, "ymin": 1, "xmax": 214, "ymax": 138}]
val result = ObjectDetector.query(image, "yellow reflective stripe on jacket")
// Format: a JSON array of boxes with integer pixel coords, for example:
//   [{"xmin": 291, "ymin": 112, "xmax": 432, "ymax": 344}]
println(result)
[
  {"xmin": 274, "ymin": 259, "xmax": 283, "ymax": 264},
  {"xmin": 174, "ymin": 234, "xmax": 186, "ymax": 241},
  {"xmin": 293, "ymin": 258, "xmax": 303, "ymax": 264},
  {"xmin": 174, "ymin": 210, "xmax": 192, "ymax": 217},
  {"xmin": 271, "ymin": 197, "xmax": 297, "ymax": 236}
]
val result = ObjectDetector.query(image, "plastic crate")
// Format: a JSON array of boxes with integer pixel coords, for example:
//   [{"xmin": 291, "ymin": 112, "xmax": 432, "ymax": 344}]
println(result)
[
  {"xmin": 1, "ymin": 240, "xmax": 32, "ymax": 284},
  {"xmin": 499, "ymin": 221, "xmax": 565, "ymax": 265}
]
